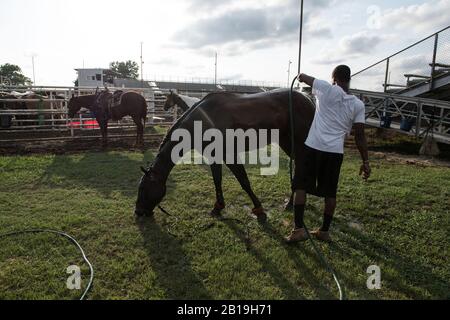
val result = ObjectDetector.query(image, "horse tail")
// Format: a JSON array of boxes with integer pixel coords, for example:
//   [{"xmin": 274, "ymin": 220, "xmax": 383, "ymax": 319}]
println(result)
[{"xmin": 142, "ymin": 96, "xmax": 148, "ymax": 129}]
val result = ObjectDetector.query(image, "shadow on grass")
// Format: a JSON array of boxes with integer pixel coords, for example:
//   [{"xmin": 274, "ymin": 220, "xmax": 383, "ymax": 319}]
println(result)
[
  {"xmin": 38, "ymin": 150, "xmax": 176, "ymax": 200},
  {"xmin": 291, "ymin": 203, "xmax": 449, "ymax": 299},
  {"xmin": 259, "ymin": 222, "xmax": 338, "ymax": 300},
  {"xmin": 334, "ymin": 223, "xmax": 450, "ymax": 299},
  {"xmin": 136, "ymin": 217, "xmax": 212, "ymax": 299},
  {"xmin": 217, "ymin": 214, "xmax": 337, "ymax": 300}
]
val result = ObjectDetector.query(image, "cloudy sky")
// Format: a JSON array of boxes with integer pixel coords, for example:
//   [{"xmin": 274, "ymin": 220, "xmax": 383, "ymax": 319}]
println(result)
[{"xmin": 0, "ymin": 0, "xmax": 449, "ymax": 87}]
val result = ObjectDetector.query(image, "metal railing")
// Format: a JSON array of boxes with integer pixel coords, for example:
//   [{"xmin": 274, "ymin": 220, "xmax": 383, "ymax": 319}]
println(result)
[
  {"xmin": 352, "ymin": 26, "xmax": 450, "ymax": 95},
  {"xmin": 147, "ymin": 76, "xmax": 285, "ymax": 89},
  {"xmin": 352, "ymin": 89, "xmax": 450, "ymax": 143},
  {"xmin": 0, "ymin": 86, "xmax": 177, "ymax": 137}
]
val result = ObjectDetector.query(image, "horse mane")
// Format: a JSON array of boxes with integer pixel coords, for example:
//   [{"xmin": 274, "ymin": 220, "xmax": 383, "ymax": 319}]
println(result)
[
  {"xmin": 177, "ymin": 94, "xmax": 200, "ymax": 108},
  {"xmin": 158, "ymin": 96, "xmax": 205, "ymax": 152}
]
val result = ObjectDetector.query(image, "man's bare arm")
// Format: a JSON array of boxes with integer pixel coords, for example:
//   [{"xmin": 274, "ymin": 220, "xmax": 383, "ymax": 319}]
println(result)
[
  {"xmin": 298, "ymin": 73, "xmax": 315, "ymax": 87},
  {"xmin": 354, "ymin": 123, "xmax": 371, "ymax": 180}
]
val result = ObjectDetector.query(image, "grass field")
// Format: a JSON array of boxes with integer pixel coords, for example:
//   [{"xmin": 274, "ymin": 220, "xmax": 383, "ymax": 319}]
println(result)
[{"xmin": 0, "ymin": 148, "xmax": 449, "ymax": 300}]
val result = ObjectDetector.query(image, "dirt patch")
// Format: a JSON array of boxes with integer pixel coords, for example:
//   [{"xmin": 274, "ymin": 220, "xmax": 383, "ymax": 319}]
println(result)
[
  {"xmin": 0, "ymin": 134, "xmax": 164, "ymax": 156},
  {"xmin": 370, "ymin": 151, "xmax": 450, "ymax": 168}
]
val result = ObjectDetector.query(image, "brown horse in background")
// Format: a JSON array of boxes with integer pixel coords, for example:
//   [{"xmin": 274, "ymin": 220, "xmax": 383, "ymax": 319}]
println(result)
[{"xmin": 68, "ymin": 89, "xmax": 148, "ymax": 147}]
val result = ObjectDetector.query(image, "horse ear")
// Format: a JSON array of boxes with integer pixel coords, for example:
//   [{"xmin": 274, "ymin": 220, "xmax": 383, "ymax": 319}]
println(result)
[{"xmin": 141, "ymin": 166, "xmax": 149, "ymax": 175}]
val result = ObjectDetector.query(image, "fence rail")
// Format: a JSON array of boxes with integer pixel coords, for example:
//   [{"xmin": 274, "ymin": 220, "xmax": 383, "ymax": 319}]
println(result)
[
  {"xmin": 0, "ymin": 86, "xmax": 178, "ymax": 138},
  {"xmin": 352, "ymin": 89, "xmax": 450, "ymax": 143},
  {"xmin": 352, "ymin": 26, "xmax": 450, "ymax": 95}
]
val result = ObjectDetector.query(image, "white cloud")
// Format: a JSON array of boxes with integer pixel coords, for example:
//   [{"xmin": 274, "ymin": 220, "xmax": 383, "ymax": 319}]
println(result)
[
  {"xmin": 313, "ymin": 31, "xmax": 384, "ymax": 65},
  {"xmin": 377, "ymin": 0, "xmax": 450, "ymax": 34},
  {"xmin": 173, "ymin": 0, "xmax": 333, "ymax": 55}
]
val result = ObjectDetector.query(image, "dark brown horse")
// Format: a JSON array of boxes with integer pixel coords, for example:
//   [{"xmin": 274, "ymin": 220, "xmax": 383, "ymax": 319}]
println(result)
[
  {"xmin": 68, "ymin": 90, "xmax": 148, "ymax": 147},
  {"xmin": 135, "ymin": 89, "xmax": 315, "ymax": 222}
]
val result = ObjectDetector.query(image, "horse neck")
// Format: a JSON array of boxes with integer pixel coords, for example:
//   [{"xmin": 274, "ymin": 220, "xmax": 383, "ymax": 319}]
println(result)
[
  {"xmin": 175, "ymin": 96, "xmax": 190, "ymax": 112},
  {"xmin": 77, "ymin": 95, "xmax": 97, "ymax": 110},
  {"xmin": 153, "ymin": 143, "xmax": 176, "ymax": 182}
]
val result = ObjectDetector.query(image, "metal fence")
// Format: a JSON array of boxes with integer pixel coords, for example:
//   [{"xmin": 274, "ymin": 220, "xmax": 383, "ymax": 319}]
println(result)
[
  {"xmin": 352, "ymin": 89, "xmax": 450, "ymax": 143},
  {"xmin": 147, "ymin": 76, "xmax": 285, "ymax": 89},
  {"xmin": 0, "ymin": 86, "xmax": 177, "ymax": 138},
  {"xmin": 352, "ymin": 26, "xmax": 450, "ymax": 94}
]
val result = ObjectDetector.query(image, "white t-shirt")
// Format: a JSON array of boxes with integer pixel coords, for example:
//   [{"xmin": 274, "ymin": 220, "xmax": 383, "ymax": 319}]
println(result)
[{"xmin": 305, "ymin": 79, "xmax": 366, "ymax": 154}]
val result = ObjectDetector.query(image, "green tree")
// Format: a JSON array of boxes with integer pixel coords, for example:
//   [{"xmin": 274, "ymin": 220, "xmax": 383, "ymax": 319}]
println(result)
[
  {"xmin": 109, "ymin": 60, "xmax": 140, "ymax": 79},
  {"xmin": 0, "ymin": 63, "xmax": 32, "ymax": 85}
]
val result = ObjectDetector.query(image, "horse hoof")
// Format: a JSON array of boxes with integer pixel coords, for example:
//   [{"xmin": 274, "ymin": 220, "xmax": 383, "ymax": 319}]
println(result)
[
  {"xmin": 210, "ymin": 208, "xmax": 222, "ymax": 217},
  {"xmin": 210, "ymin": 202, "xmax": 225, "ymax": 217},
  {"xmin": 252, "ymin": 207, "xmax": 267, "ymax": 223}
]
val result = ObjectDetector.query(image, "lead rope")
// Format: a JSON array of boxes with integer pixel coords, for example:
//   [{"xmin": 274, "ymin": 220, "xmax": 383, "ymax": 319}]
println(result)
[{"xmin": 289, "ymin": 77, "xmax": 344, "ymax": 300}]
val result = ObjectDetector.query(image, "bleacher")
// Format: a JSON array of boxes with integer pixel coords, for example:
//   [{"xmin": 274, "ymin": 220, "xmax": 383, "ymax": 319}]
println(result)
[
  {"xmin": 153, "ymin": 81, "xmax": 280, "ymax": 95},
  {"xmin": 351, "ymin": 26, "xmax": 450, "ymax": 145}
]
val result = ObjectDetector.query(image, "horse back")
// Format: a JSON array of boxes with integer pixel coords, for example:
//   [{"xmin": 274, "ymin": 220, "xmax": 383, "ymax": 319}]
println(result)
[{"xmin": 190, "ymin": 90, "xmax": 315, "ymax": 132}]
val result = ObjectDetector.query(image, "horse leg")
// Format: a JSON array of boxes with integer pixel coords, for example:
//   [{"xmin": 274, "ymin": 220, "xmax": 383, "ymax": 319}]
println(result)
[
  {"xmin": 210, "ymin": 164, "xmax": 225, "ymax": 217},
  {"xmin": 133, "ymin": 116, "xmax": 144, "ymax": 147},
  {"xmin": 226, "ymin": 164, "xmax": 266, "ymax": 223},
  {"xmin": 100, "ymin": 121, "xmax": 108, "ymax": 148}
]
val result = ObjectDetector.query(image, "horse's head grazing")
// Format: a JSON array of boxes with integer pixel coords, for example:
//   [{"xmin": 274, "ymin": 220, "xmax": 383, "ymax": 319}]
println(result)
[
  {"xmin": 163, "ymin": 90, "xmax": 177, "ymax": 111},
  {"xmin": 68, "ymin": 95, "xmax": 82, "ymax": 118},
  {"xmin": 135, "ymin": 165, "xmax": 167, "ymax": 217}
]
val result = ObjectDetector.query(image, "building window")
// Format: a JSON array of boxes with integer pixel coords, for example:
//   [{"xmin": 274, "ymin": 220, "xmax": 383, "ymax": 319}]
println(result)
[{"xmin": 96, "ymin": 74, "xmax": 102, "ymax": 81}]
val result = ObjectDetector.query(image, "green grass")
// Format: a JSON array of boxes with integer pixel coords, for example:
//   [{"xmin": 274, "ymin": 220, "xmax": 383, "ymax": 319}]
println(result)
[{"xmin": 0, "ymin": 149, "xmax": 449, "ymax": 300}]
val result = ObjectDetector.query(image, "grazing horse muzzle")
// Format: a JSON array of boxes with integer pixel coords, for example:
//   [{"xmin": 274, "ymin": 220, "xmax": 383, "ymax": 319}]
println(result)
[{"xmin": 135, "ymin": 206, "xmax": 154, "ymax": 217}]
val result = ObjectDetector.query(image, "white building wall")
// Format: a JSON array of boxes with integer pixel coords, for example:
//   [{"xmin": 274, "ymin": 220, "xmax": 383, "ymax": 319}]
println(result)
[{"xmin": 77, "ymin": 69, "xmax": 105, "ymax": 87}]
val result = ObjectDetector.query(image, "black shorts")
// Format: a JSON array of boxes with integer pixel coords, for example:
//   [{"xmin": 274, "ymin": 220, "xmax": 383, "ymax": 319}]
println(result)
[{"xmin": 293, "ymin": 145, "xmax": 344, "ymax": 198}]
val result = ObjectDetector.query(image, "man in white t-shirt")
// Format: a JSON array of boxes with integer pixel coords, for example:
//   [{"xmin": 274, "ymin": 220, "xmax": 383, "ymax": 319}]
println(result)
[{"xmin": 286, "ymin": 65, "xmax": 371, "ymax": 243}]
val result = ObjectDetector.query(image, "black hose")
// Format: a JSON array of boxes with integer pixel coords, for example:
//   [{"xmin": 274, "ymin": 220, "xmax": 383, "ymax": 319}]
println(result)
[{"xmin": 0, "ymin": 229, "xmax": 94, "ymax": 300}]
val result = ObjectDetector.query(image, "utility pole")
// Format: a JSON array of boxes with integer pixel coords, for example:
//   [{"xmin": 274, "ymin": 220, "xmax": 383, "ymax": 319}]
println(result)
[
  {"xmin": 140, "ymin": 42, "xmax": 144, "ymax": 87},
  {"xmin": 287, "ymin": 60, "xmax": 292, "ymax": 87},
  {"xmin": 298, "ymin": 0, "xmax": 304, "ymax": 76},
  {"xmin": 31, "ymin": 55, "xmax": 36, "ymax": 86},
  {"xmin": 214, "ymin": 52, "xmax": 218, "ymax": 86}
]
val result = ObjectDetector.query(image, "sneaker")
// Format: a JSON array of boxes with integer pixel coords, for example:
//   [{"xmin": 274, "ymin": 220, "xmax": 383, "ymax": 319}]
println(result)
[
  {"xmin": 310, "ymin": 229, "xmax": 332, "ymax": 242},
  {"xmin": 285, "ymin": 228, "xmax": 309, "ymax": 243}
]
